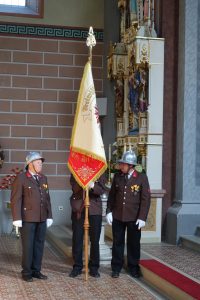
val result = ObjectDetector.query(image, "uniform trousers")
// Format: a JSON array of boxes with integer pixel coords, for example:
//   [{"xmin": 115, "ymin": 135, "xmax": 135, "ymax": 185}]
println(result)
[
  {"xmin": 71, "ymin": 211, "xmax": 102, "ymax": 273},
  {"xmin": 20, "ymin": 221, "xmax": 46, "ymax": 276},
  {"xmin": 111, "ymin": 218, "xmax": 141, "ymax": 272}
]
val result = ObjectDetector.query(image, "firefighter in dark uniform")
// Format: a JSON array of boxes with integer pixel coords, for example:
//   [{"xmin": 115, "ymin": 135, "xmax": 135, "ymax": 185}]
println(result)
[
  {"xmin": 106, "ymin": 151, "xmax": 150, "ymax": 278},
  {"xmin": 11, "ymin": 152, "xmax": 53, "ymax": 282},
  {"xmin": 69, "ymin": 174, "xmax": 107, "ymax": 278}
]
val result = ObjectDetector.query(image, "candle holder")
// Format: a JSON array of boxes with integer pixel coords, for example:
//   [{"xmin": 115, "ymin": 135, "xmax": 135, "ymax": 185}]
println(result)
[
  {"xmin": 100, "ymin": 193, "xmax": 112, "ymax": 263},
  {"xmin": 107, "ymin": 160, "xmax": 112, "ymax": 187}
]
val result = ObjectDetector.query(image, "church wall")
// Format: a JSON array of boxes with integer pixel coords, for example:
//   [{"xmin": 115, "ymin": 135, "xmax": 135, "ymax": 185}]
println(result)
[
  {"xmin": 0, "ymin": 1, "xmax": 104, "ymax": 232},
  {"xmin": 0, "ymin": 0, "xmax": 104, "ymax": 28},
  {"xmin": 0, "ymin": 34, "xmax": 103, "ymax": 190}
]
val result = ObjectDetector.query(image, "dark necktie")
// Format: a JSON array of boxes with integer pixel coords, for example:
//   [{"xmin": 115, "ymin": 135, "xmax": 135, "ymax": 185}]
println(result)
[
  {"xmin": 124, "ymin": 174, "xmax": 128, "ymax": 183},
  {"xmin": 33, "ymin": 175, "xmax": 40, "ymax": 184}
]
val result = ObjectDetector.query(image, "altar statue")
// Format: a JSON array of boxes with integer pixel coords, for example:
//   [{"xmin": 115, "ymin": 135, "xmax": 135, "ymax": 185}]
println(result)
[
  {"xmin": 143, "ymin": 0, "xmax": 149, "ymax": 20},
  {"xmin": 130, "ymin": 0, "xmax": 137, "ymax": 23},
  {"xmin": 128, "ymin": 111, "xmax": 139, "ymax": 135},
  {"xmin": 138, "ymin": 67, "xmax": 149, "ymax": 112},
  {"xmin": 128, "ymin": 69, "xmax": 140, "ymax": 113},
  {"xmin": 114, "ymin": 78, "xmax": 124, "ymax": 118}
]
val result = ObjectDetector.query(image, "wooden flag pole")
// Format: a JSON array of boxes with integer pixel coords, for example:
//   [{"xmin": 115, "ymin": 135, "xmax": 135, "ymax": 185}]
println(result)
[
  {"xmin": 83, "ymin": 26, "xmax": 96, "ymax": 281},
  {"xmin": 84, "ymin": 187, "xmax": 89, "ymax": 281}
]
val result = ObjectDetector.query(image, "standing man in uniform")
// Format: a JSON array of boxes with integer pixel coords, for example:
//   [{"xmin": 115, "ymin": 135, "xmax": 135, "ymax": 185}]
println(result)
[
  {"xmin": 11, "ymin": 152, "xmax": 53, "ymax": 282},
  {"xmin": 69, "ymin": 174, "xmax": 107, "ymax": 278},
  {"xmin": 106, "ymin": 150, "xmax": 150, "ymax": 278}
]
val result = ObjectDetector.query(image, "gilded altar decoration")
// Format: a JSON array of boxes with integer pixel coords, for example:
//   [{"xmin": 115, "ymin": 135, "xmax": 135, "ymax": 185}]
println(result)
[
  {"xmin": 107, "ymin": 0, "xmax": 157, "ymax": 171},
  {"xmin": 107, "ymin": 42, "xmax": 128, "ymax": 79},
  {"xmin": 143, "ymin": 198, "xmax": 157, "ymax": 231},
  {"xmin": 107, "ymin": 2, "xmax": 165, "ymax": 244},
  {"xmin": 139, "ymin": 43, "xmax": 149, "ymax": 63}
]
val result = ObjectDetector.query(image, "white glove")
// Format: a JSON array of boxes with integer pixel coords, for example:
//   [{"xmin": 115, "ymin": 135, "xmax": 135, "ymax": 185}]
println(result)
[
  {"xmin": 106, "ymin": 212, "xmax": 113, "ymax": 225},
  {"xmin": 46, "ymin": 218, "xmax": 53, "ymax": 228},
  {"xmin": 136, "ymin": 219, "xmax": 146, "ymax": 230},
  {"xmin": 88, "ymin": 181, "xmax": 94, "ymax": 189},
  {"xmin": 13, "ymin": 220, "xmax": 22, "ymax": 227}
]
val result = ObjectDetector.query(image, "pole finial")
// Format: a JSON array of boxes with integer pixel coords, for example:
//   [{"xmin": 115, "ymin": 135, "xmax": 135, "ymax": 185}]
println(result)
[
  {"xmin": 86, "ymin": 26, "xmax": 96, "ymax": 47},
  {"xmin": 86, "ymin": 26, "xmax": 96, "ymax": 62}
]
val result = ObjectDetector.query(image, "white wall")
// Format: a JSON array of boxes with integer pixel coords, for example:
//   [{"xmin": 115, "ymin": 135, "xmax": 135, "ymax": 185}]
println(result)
[{"xmin": 0, "ymin": 0, "xmax": 104, "ymax": 28}]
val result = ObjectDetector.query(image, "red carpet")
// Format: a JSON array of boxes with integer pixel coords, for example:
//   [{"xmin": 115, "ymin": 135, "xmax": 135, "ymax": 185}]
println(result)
[{"xmin": 140, "ymin": 259, "xmax": 200, "ymax": 299}]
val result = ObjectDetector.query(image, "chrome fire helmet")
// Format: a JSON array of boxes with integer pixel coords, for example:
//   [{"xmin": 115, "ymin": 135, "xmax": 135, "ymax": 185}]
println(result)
[
  {"xmin": 118, "ymin": 150, "xmax": 137, "ymax": 166},
  {"xmin": 25, "ymin": 152, "xmax": 44, "ymax": 168}
]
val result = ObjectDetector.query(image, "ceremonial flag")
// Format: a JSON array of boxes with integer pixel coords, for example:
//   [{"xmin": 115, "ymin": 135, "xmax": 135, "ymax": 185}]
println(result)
[{"xmin": 68, "ymin": 61, "xmax": 107, "ymax": 189}]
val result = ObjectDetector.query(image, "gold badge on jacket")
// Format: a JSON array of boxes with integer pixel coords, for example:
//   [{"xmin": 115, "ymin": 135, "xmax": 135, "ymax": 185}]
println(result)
[
  {"xmin": 43, "ymin": 184, "xmax": 48, "ymax": 191},
  {"xmin": 131, "ymin": 184, "xmax": 140, "ymax": 195}
]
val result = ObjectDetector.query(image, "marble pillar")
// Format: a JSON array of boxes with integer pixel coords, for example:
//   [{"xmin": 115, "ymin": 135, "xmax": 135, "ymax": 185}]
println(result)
[{"xmin": 166, "ymin": 0, "xmax": 200, "ymax": 244}]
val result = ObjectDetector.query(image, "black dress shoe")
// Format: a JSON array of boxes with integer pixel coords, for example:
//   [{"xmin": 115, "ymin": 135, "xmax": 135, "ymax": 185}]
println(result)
[
  {"xmin": 129, "ymin": 266, "xmax": 140, "ymax": 278},
  {"xmin": 22, "ymin": 275, "xmax": 33, "ymax": 282},
  {"xmin": 111, "ymin": 271, "xmax": 119, "ymax": 278},
  {"xmin": 69, "ymin": 269, "xmax": 82, "ymax": 278},
  {"xmin": 32, "ymin": 272, "xmax": 48, "ymax": 280},
  {"xmin": 89, "ymin": 271, "xmax": 100, "ymax": 278}
]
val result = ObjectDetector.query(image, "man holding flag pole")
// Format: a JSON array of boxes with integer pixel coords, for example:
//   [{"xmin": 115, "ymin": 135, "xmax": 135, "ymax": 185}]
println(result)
[{"xmin": 67, "ymin": 27, "xmax": 107, "ymax": 281}]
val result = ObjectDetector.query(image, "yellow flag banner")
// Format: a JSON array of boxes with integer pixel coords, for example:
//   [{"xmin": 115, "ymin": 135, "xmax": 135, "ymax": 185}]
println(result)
[{"xmin": 67, "ymin": 61, "xmax": 107, "ymax": 189}]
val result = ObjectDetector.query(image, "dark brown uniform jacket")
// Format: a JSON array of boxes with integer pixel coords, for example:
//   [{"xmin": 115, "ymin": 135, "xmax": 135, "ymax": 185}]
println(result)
[
  {"xmin": 11, "ymin": 171, "xmax": 52, "ymax": 222},
  {"xmin": 70, "ymin": 174, "xmax": 107, "ymax": 216},
  {"xmin": 107, "ymin": 170, "xmax": 150, "ymax": 222}
]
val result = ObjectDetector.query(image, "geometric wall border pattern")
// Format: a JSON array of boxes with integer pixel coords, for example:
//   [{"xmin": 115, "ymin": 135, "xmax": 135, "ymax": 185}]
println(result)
[{"xmin": 0, "ymin": 22, "xmax": 103, "ymax": 41}]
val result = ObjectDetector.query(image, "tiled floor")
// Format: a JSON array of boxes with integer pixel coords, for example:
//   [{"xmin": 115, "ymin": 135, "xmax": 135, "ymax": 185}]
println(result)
[
  {"xmin": 1, "ymin": 235, "xmax": 200, "ymax": 300},
  {"xmin": 0, "ymin": 235, "xmax": 159, "ymax": 300}
]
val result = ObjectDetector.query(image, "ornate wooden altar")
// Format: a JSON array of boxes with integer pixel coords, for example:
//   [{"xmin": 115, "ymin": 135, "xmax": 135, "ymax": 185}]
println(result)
[{"xmin": 107, "ymin": 0, "xmax": 165, "ymax": 242}]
